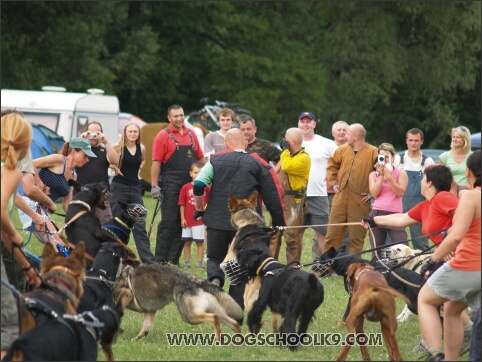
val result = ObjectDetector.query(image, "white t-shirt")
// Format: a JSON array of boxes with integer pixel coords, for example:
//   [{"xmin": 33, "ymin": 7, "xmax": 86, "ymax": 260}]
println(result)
[
  {"xmin": 397, "ymin": 151, "xmax": 435, "ymax": 171},
  {"xmin": 302, "ymin": 135, "xmax": 337, "ymax": 196}
]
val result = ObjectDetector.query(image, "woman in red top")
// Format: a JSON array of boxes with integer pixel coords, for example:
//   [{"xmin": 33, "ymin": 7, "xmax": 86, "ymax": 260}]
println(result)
[{"xmin": 418, "ymin": 150, "xmax": 481, "ymax": 361}]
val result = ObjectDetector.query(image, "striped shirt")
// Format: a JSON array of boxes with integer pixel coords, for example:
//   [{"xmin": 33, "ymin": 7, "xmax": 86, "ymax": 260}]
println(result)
[{"xmin": 38, "ymin": 156, "xmax": 71, "ymax": 201}]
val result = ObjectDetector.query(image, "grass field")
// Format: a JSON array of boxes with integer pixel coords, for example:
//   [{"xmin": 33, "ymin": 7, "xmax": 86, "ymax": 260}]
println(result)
[{"xmin": 12, "ymin": 195, "xmax": 469, "ymax": 361}]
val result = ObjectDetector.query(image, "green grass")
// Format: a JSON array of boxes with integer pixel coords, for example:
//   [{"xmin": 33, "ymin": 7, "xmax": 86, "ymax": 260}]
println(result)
[{"xmin": 13, "ymin": 195, "xmax": 469, "ymax": 361}]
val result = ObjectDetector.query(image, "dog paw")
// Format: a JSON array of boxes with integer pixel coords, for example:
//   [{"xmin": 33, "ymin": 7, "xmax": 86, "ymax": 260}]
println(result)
[{"xmin": 332, "ymin": 321, "xmax": 346, "ymax": 329}]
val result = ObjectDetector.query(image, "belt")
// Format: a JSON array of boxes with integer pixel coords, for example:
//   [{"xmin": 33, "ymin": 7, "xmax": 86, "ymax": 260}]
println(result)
[{"xmin": 284, "ymin": 190, "xmax": 305, "ymax": 198}]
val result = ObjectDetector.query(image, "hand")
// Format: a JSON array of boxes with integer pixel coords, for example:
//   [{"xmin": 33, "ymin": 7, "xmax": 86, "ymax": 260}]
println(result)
[
  {"xmin": 419, "ymin": 258, "xmax": 437, "ymax": 277},
  {"xmin": 331, "ymin": 185, "xmax": 339, "ymax": 193},
  {"xmin": 362, "ymin": 216, "xmax": 377, "ymax": 228},
  {"xmin": 194, "ymin": 210, "xmax": 205, "ymax": 220},
  {"xmin": 361, "ymin": 193, "xmax": 372, "ymax": 203},
  {"xmin": 279, "ymin": 138, "xmax": 289, "ymax": 151},
  {"xmin": 151, "ymin": 186, "xmax": 162, "ymax": 199},
  {"xmin": 23, "ymin": 266, "xmax": 41, "ymax": 287}
]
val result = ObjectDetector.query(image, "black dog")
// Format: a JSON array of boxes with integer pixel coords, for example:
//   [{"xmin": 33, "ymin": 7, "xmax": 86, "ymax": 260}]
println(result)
[
  {"xmin": 102, "ymin": 202, "xmax": 148, "ymax": 245},
  {"xmin": 238, "ymin": 248, "xmax": 324, "ymax": 349},
  {"xmin": 65, "ymin": 180, "xmax": 122, "ymax": 266},
  {"xmin": 78, "ymin": 242, "xmax": 139, "ymax": 361}
]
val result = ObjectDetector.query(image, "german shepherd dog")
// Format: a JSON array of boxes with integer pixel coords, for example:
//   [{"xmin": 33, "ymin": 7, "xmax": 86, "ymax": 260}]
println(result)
[
  {"xmin": 113, "ymin": 263, "xmax": 244, "ymax": 341},
  {"xmin": 65, "ymin": 180, "xmax": 137, "ymax": 267},
  {"xmin": 222, "ymin": 192, "xmax": 324, "ymax": 350},
  {"xmin": 19, "ymin": 242, "xmax": 86, "ymax": 334},
  {"xmin": 78, "ymin": 242, "xmax": 139, "ymax": 361},
  {"xmin": 102, "ymin": 202, "xmax": 148, "ymax": 245},
  {"xmin": 5, "ymin": 242, "xmax": 95, "ymax": 361},
  {"xmin": 335, "ymin": 262, "xmax": 410, "ymax": 361}
]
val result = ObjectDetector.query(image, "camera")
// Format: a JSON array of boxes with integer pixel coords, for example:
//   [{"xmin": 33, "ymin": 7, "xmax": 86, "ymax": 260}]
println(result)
[
  {"xmin": 89, "ymin": 132, "xmax": 98, "ymax": 139},
  {"xmin": 377, "ymin": 155, "xmax": 385, "ymax": 164}
]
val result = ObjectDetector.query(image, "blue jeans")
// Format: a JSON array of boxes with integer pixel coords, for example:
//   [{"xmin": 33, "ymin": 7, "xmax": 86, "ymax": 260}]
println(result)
[{"xmin": 109, "ymin": 182, "xmax": 156, "ymax": 264}]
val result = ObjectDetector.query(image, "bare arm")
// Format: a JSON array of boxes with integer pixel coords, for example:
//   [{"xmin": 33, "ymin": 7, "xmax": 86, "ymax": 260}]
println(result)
[
  {"xmin": 103, "ymin": 137, "xmax": 119, "ymax": 165},
  {"xmin": 151, "ymin": 161, "xmax": 161, "ymax": 188},
  {"xmin": 384, "ymin": 168, "xmax": 408, "ymax": 197},
  {"xmin": 180, "ymin": 205, "xmax": 187, "ymax": 227},
  {"xmin": 21, "ymin": 172, "xmax": 57, "ymax": 213},
  {"xmin": 362, "ymin": 212, "xmax": 418, "ymax": 229}
]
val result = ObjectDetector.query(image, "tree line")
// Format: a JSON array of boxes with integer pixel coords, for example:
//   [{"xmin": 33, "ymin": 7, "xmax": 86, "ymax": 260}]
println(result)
[{"xmin": 1, "ymin": 1, "xmax": 480, "ymax": 149}]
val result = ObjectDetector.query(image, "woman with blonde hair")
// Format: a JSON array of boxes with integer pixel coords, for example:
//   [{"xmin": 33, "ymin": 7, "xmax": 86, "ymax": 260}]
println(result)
[
  {"xmin": 439, "ymin": 126, "xmax": 473, "ymax": 186},
  {"xmin": 109, "ymin": 122, "xmax": 156, "ymax": 264},
  {"xmin": 1, "ymin": 112, "xmax": 41, "ymax": 359}
]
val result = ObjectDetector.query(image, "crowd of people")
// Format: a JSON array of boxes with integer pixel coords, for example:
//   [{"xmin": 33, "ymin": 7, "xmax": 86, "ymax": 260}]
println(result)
[{"xmin": 1, "ymin": 105, "xmax": 480, "ymax": 361}]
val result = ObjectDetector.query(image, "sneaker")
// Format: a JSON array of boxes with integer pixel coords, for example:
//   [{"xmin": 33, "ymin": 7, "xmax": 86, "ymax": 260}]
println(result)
[
  {"xmin": 413, "ymin": 335, "xmax": 428, "ymax": 354},
  {"xmin": 425, "ymin": 352, "xmax": 445, "ymax": 361},
  {"xmin": 184, "ymin": 261, "xmax": 191, "ymax": 268},
  {"xmin": 196, "ymin": 261, "xmax": 203, "ymax": 269},
  {"xmin": 459, "ymin": 329, "xmax": 471, "ymax": 356}
]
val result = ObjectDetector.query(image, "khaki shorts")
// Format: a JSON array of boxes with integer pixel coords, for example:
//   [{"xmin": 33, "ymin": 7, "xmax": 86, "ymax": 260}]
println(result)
[{"xmin": 428, "ymin": 262, "xmax": 481, "ymax": 310}]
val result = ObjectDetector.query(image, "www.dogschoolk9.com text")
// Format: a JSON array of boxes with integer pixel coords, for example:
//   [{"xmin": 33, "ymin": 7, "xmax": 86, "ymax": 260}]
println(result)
[{"xmin": 166, "ymin": 333, "xmax": 383, "ymax": 347}]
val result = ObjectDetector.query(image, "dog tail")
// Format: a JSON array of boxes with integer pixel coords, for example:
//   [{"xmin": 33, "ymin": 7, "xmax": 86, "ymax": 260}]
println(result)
[
  {"xmin": 376, "ymin": 286, "xmax": 411, "ymax": 306},
  {"xmin": 205, "ymin": 285, "xmax": 244, "ymax": 325}
]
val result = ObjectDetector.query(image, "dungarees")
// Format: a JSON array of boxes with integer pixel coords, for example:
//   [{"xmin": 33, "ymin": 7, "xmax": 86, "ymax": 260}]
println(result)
[
  {"xmin": 402, "ymin": 156, "xmax": 429, "ymax": 251},
  {"xmin": 155, "ymin": 129, "xmax": 197, "ymax": 264}
]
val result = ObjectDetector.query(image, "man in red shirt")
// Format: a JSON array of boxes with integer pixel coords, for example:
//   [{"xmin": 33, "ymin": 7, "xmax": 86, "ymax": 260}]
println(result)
[{"xmin": 151, "ymin": 105, "xmax": 205, "ymax": 265}]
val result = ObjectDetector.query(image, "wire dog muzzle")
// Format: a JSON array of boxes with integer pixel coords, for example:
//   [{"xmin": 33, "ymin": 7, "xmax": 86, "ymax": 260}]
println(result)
[
  {"xmin": 220, "ymin": 260, "xmax": 248, "ymax": 285},
  {"xmin": 310, "ymin": 261, "xmax": 333, "ymax": 279}
]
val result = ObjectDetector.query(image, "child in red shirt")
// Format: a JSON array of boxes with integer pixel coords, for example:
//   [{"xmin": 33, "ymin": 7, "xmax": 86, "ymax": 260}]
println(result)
[{"xmin": 179, "ymin": 161, "xmax": 210, "ymax": 269}]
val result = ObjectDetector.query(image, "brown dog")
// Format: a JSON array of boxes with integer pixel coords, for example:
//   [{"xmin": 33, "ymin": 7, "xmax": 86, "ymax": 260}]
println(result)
[{"xmin": 336, "ymin": 262, "xmax": 410, "ymax": 361}]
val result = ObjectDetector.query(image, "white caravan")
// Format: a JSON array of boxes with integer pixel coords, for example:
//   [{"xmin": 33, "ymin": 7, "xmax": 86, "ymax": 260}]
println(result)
[{"xmin": 1, "ymin": 86, "xmax": 120, "ymax": 144}]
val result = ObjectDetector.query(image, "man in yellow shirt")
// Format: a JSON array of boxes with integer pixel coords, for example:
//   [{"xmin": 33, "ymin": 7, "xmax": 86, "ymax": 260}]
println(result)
[{"xmin": 270, "ymin": 128, "xmax": 311, "ymax": 263}]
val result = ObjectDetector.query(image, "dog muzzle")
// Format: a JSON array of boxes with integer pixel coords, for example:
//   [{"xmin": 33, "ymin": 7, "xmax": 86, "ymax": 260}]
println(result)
[
  {"xmin": 126, "ymin": 204, "xmax": 148, "ymax": 223},
  {"xmin": 380, "ymin": 248, "xmax": 392, "ymax": 260},
  {"xmin": 310, "ymin": 262, "xmax": 332, "ymax": 279},
  {"xmin": 220, "ymin": 260, "xmax": 248, "ymax": 285}
]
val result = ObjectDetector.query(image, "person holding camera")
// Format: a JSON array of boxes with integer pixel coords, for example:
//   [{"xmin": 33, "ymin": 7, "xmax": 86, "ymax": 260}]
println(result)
[
  {"xmin": 367, "ymin": 143, "xmax": 408, "ymax": 258},
  {"xmin": 76, "ymin": 121, "xmax": 119, "ymax": 224}
]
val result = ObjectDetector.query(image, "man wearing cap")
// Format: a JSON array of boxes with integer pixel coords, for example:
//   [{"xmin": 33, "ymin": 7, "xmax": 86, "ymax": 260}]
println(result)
[
  {"xmin": 18, "ymin": 137, "xmax": 96, "ymax": 251},
  {"xmin": 76, "ymin": 121, "xmax": 119, "ymax": 224},
  {"xmin": 324, "ymin": 123, "xmax": 378, "ymax": 254},
  {"xmin": 298, "ymin": 112, "xmax": 337, "ymax": 259}
]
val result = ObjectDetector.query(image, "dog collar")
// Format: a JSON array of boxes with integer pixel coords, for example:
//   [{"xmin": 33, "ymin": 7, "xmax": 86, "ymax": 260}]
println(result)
[
  {"xmin": 68, "ymin": 200, "xmax": 91, "ymax": 211},
  {"xmin": 48, "ymin": 265, "xmax": 81, "ymax": 277},
  {"xmin": 355, "ymin": 265, "xmax": 374, "ymax": 281},
  {"xmin": 256, "ymin": 257, "xmax": 275, "ymax": 277}
]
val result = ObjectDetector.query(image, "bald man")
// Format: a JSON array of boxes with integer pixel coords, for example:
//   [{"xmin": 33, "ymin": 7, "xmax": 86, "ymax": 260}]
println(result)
[
  {"xmin": 270, "ymin": 128, "xmax": 311, "ymax": 263},
  {"xmin": 193, "ymin": 128, "xmax": 286, "ymax": 308},
  {"xmin": 324, "ymin": 123, "xmax": 378, "ymax": 254}
]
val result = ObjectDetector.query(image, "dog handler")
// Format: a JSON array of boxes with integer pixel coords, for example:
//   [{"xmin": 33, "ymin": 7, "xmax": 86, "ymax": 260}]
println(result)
[
  {"xmin": 193, "ymin": 129, "xmax": 286, "ymax": 309},
  {"xmin": 1, "ymin": 112, "xmax": 42, "ymax": 359},
  {"xmin": 417, "ymin": 150, "xmax": 481, "ymax": 361}
]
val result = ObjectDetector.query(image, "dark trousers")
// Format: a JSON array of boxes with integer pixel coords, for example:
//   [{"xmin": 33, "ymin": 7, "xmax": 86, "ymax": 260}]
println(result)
[
  {"xmin": 154, "ymin": 176, "xmax": 184, "ymax": 264},
  {"xmin": 368, "ymin": 209, "xmax": 407, "ymax": 258},
  {"xmin": 206, "ymin": 227, "xmax": 245, "ymax": 309},
  {"xmin": 109, "ymin": 182, "xmax": 156, "ymax": 264}
]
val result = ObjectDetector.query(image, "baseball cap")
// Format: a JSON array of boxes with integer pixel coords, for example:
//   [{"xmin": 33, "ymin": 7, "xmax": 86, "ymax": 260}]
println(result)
[
  {"xmin": 69, "ymin": 137, "xmax": 97, "ymax": 157},
  {"xmin": 298, "ymin": 112, "xmax": 316, "ymax": 121}
]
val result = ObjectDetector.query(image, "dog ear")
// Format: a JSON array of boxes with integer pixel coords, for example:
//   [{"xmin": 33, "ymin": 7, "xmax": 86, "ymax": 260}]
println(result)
[
  {"xmin": 71, "ymin": 242, "xmax": 86, "ymax": 270},
  {"xmin": 345, "ymin": 263, "xmax": 360, "ymax": 281},
  {"xmin": 68, "ymin": 179, "xmax": 83, "ymax": 192},
  {"xmin": 247, "ymin": 191, "xmax": 258, "ymax": 208},
  {"xmin": 40, "ymin": 242, "xmax": 57, "ymax": 274},
  {"xmin": 228, "ymin": 193, "xmax": 240, "ymax": 212}
]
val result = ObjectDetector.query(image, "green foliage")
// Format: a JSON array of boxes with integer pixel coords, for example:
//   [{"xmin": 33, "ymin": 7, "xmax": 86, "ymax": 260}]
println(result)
[{"xmin": 1, "ymin": 1, "xmax": 480, "ymax": 147}]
